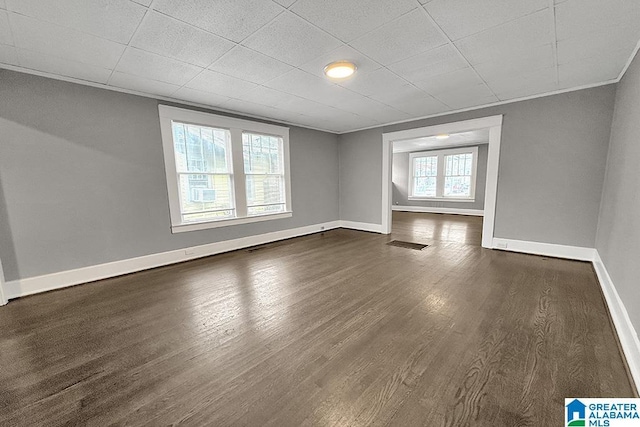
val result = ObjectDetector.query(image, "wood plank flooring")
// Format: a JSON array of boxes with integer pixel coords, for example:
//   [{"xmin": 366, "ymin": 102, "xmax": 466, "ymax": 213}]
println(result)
[{"xmin": 0, "ymin": 212, "xmax": 634, "ymax": 426}]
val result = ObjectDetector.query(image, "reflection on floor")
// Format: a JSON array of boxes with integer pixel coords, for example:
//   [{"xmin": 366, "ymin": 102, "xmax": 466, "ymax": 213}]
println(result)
[
  {"xmin": 391, "ymin": 210, "xmax": 483, "ymax": 246},
  {"xmin": 0, "ymin": 212, "xmax": 634, "ymax": 425}
]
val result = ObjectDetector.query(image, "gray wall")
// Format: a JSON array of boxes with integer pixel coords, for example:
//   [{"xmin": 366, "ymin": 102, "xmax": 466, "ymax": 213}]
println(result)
[
  {"xmin": 596, "ymin": 53, "xmax": 640, "ymax": 331},
  {"xmin": 392, "ymin": 144, "xmax": 488, "ymax": 211},
  {"xmin": 0, "ymin": 70, "xmax": 340, "ymax": 281},
  {"xmin": 339, "ymin": 85, "xmax": 616, "ymax": 247},
  {"xmin": 338, "ymin": 128, "xmax": 382, "ymax": 224}
]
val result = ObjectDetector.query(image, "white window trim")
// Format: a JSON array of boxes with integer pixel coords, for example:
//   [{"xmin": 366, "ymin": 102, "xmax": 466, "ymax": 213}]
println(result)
[
  {"xmin": 158, "ymin": 105, "xmax": 292, "ymax": 233},
  {"xmin": 408, "ymin": 146, "xmax": 479, "ymax": 202}
]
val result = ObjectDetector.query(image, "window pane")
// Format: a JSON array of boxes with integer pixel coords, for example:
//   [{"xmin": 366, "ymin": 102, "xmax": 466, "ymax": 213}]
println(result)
[
  {"xmin": 444, "ymin": 153, "xmax": 473, "ymax": 177},
  {"xmin": 178, "ymin": 174, "xmax": 233, "ymax": 213},
  {"xmin": 444, "ymin": 176, "xmax": 471, "ymax": 197},
  {"xmin": 246, "ymin": 175, "xmax": 285, "ymax": 207},
  {"xmin": 172, "ymin": 122, "xmax": 231, "ymax": 174},
  {"xmin": 414, "ymin": 176, "xmax": 437, "ymax": 197},
  {"xmin": 242, "ymin": 133, "xmax": 283, "ymax": 174},
  {"xmin": 413, "ymin": 156, "xmax": 437, "ymax": 177},
  {"xmin": 243, "ymin": 132, "xmax": 286, "ymax": 216}
]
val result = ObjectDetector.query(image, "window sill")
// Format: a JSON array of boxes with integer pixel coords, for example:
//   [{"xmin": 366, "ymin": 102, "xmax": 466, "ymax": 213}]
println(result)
[
  {"xmin": 408, "ymin": 197, "xmax": 475, "ymax": 203},
  {"xmin": 171, "ymin": 211, "xmax": 293, "ymax": 233}
]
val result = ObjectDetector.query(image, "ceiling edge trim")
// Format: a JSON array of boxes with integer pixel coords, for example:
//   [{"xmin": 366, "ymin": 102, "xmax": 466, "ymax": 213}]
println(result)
[{"xmin": 617, "ymin": 37, "xmax": 640, "ymax": 82}]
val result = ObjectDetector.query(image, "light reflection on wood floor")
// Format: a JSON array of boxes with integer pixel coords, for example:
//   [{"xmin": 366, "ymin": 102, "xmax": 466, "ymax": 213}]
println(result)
[{"xmin": 0, "ymin": 212, "xmax": 633, "ymax": 426}]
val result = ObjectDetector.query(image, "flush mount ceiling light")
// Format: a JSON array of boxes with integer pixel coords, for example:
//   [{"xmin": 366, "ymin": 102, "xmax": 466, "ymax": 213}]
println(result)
[
  {"xmin": 324, "ymin": 61, "xmax": 357, "ymax": 80},
  {"xmin": 435, "ymin": 134, "xmax": 450, "ymax": 140}
]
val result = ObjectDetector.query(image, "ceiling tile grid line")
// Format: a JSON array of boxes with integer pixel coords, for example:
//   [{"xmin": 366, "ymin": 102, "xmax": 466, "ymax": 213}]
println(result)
[
  {"xmin": 2, "ymin": 8, "xmax": 15, "ymax": 48},
  {"xmin": 244, "ymin": 4, "xmax": 462, "ymax": 115},
  {"xmin": 423, "ymin": 0, "xmax": 550, "ymax": 42},
  {"xmin": 1, "ymin": 0, "xmax": 639, "ymax": 133},
  {"xmin": 414, "ymin": 1, "xmax": 500, "ymax": 101},
  {"xmin": 105, "ymin": 0, "xmax": 156, "ymax": 85},
  {"xmin": 548, "ymin": 0, "xmax": 560, "ymax": 85},
  {"xmin": 167, "ymin": 8, "xmax": 291, "ymax": 105}
]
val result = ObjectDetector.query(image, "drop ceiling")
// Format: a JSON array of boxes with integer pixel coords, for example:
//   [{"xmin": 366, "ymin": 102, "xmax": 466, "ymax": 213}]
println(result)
[
  {"xmin": 0, "ymin": 0, "xmax": 639, "ymax": 133},
  {"xmin": 393, "ymin": 129, "xmax": 490, "ymax": 153}
]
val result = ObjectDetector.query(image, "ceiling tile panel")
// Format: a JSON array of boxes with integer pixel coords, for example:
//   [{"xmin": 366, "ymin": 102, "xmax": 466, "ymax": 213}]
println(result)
[
  {"xmin": 271, "ymin": 94, "xmax": 340, "ymax": 118},
  {"xmin": 235, "ymin": 85, "xmax": 293, "ymax": 107},
  {"xmin": 185, "ymin": 69, "xmax": 259, "ymax": 98},
  {"xmin": 10, "ymin": 13, "xmax": 126, "ymax": 69},
  {"xmin": 264, "ymin": 68, "xmax": 350, "ymax": 106},
  {"xmin": 130, "ymin": 12, "xmax": 234, "ymax": 67},
  {"xmin": 0, "ymin": 9, "xmax": 12, "ymax": 45},
  {"xmin": 115, "ymin": 47, "xmax": 203, "ymax": 85},
  {"xmin": 388, "ymin": 44, "xmax": 467, "ymax": 83},
  {"xmin": 153, "ymin": 0, "xmax": 283, "ymax": 43},
  {"xmin": 0, "ymin": 44, "xmax": 17, "ymax": 65},
  {"xmin": 108, "ymin": 71, "xmax": 181, "ymax": 97},
  {"xmin": 290, "ymin": 0, "xmax": 416, "ymax": 42},
  {"xmin": 455, "ymin": 10, "xmax": 553, "ymax": 65},
  {"xmin": 555, "ymin": 0, "xmax": 640, "ymax": 41},
  {"xmin": 16, "ymin": 48, "xmax": 112, "ymax": 83},
  {"xmin": 384, "ymin": 90, "xmax": 449, "ymax": 116},
  {"xmin": 424, "ymin": 0, "xmax": 548, "ymax": 41},
  {"xmin": 338, "ymin": 68, "xmax": 408, "ymax": 97},
  {"xmin": 559, "ymin": 48, "xmax": 631, "ymax": 88},
  {"xmin": 273, "ymin": 0, "xmax": 296, "ymax": 8},
  {"xmin": 413, "ymin": 67, "xmax": 484, "ymax": 96},
  {"xmin": 473, "ymin": 43, "xmax": 555, "ymax": 84},
  {"xmin": 242, "ymin": 12, "xmax": 342, "ymax": 66},
  {"xmin": 349, "ymin": 9, "xmax": 447, "ymax": 65},
  {"xmin": 6, "ymin": 0, "xmax": 146, "ymax": 44},
  {"xmin": 557, "ymin": 25, "xmax": 640, "ymax": 65},
  {"xmin": 299, "ymin": 45, "xmax": 382, "ymax": 79},
  {"xmin": 209, "ymin": 46, "xmax": 293, "ymax": 84},
  {"xmin": 434, "ymin": 83, "xmax": 498, "ymax": 109},
  {"xmin": 171, "ymin": 87, "xmax": 231, "ymax": 107},
  {"xmin": 487, "ymin": 67, "xmax": 558, "ymax": 100}
]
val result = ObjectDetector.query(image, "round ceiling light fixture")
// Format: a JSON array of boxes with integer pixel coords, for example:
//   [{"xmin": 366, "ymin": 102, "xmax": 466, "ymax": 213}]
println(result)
[
  {"xmin": 435, "ymin": 134, "xmax": 450, "ymax": 140},
  {"xmin": 324, "ymin": 61, "xmax": 357, "ymax": 80}
]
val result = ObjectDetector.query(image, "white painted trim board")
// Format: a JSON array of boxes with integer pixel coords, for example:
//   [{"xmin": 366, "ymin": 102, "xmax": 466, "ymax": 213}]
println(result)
[
  {"xmin": 3, "ymin": 220, "xmax": 385, "ymax": 300},
  {"xmin": 0, "ymin": 258, "xmax": 7, "ymax": 306},
  {"xmin": 491, "ymin": 238, "xmax": 596, "ymax": 261},
  {"xmin": 593, "ymin": 252, "xmax": 640, "ymax": 391}
]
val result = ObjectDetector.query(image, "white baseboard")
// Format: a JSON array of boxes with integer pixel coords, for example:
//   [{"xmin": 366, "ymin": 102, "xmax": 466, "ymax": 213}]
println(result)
[
  {"xmin": 491, "ymin": 238, "xmax": 596, "ymax": 261},
  {"xmin": 392, "ymin": 205, "xmax": 484, "ymax": 216},
  {"xmin": 4, "ymin": 220, "xmax": 341, "ymax": 300},
  {"xmin": 339, "ymin": 220, "xmax": 383, "ymax": 233},
  {"xmin": 593, "ymin": 251, "xmax": 640, "ymax": 390}
]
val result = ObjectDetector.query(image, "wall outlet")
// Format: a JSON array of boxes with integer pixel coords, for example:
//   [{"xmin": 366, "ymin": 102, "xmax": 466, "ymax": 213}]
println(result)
[{"xmin": 495, "ymin": 242, "xmax": 508, "ymax": 249}]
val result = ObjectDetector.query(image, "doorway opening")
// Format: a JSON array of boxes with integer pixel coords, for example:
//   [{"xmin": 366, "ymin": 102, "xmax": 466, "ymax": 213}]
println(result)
[{"xmin": 381, "ymin": 115, "xmax": 503, "ymax": 248}]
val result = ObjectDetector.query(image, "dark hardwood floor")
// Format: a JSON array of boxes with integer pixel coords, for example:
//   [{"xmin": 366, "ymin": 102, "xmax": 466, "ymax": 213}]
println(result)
[{"xmin": 0, "ymin": 212, "xmax": 634, "ymax": 426}]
